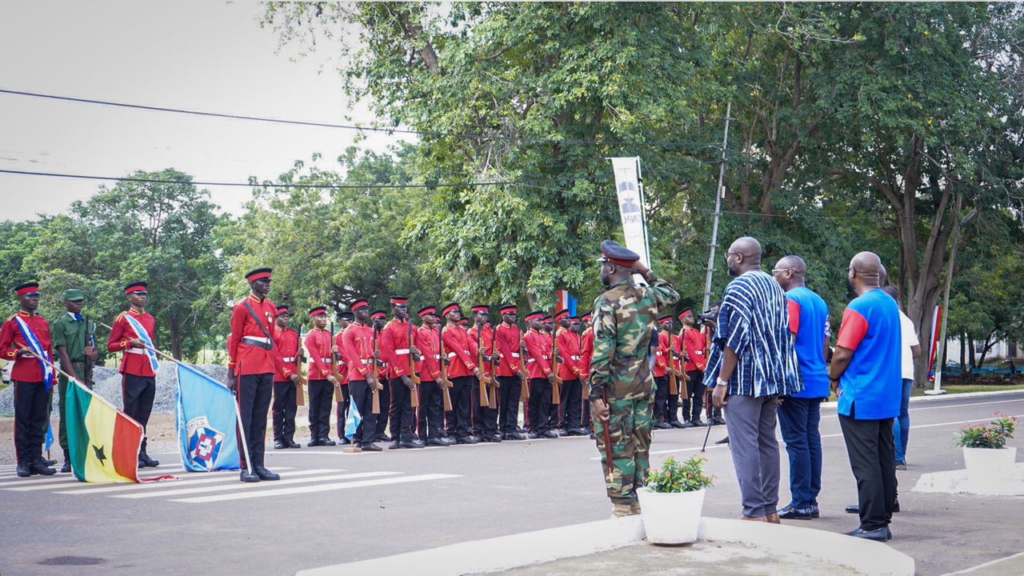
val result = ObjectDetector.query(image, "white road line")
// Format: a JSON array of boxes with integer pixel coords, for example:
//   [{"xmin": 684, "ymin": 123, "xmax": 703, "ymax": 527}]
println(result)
[
  {"xmin": 0, "ymin": 466, "xmax": 187, "ymax": 487},
  {"xmin": 908, "ymin": 397, "xmax": 1024, "ymax": 412},
  {"xmin": 113, "ymin": 471, "xmax": 401, "ymax": 499},
  {"xmin": 54, "ymin": 467, "xmax": 305, "ymax": 495},
  {"xmin": 173, "ymin": 473, "xmax": 462, "ymax": 504}
]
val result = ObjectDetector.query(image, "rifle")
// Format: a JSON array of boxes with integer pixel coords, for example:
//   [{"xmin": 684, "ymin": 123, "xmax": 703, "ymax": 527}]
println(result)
[
  {"xmin": 84, "ymin": 315, "xmax": 95, "ymax": 389},
  {"xmin": 372, "ymin": 327, "xmax": 381, "ymax": 414},
  {"xmin": 407, "ymin": 320, "xmax": 420, "ymax": 409},
  {"xmin": 330, "ymin": 322, "xmax": 344, "ymax": 403},
  {"xmin": 488, "ymin": 326, "xmax": 499, "ymax": 409},
  {"xmin": 667, "ymin": 333, "xmax": 679, "ymax": 398},
  {"xmin": 476, "ymin": 325, "xmax": 489, "ymax": 408},
  {"xmin": 438, "ymin": 326, "xmax": 453, "ymax": 412},
  {"xmin": 295, "ymin": 325, "xmax": 306, "ymax": 406},
  {"xmin": 551, "ymin": 330, "xmax": 562, "ymax": 405},
  {"xmin": 519, "ymin": 332, "xmax": 530, "ymax": 402}
]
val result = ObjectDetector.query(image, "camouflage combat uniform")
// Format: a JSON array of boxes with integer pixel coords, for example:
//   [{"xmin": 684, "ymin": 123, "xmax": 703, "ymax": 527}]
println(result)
[{"xmin": 589, "ymin": 270, "xmax": 679, "ymax": 516}]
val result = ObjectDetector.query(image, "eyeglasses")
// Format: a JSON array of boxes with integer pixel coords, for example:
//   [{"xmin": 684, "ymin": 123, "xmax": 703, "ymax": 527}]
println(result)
[{"xmin": 771, "ymin": 268, "xmax": 791, "ymax": 275}]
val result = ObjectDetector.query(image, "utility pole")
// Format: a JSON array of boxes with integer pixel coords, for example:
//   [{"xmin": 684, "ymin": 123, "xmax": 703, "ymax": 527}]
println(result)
[{"xmin": 702, "ymin": 102, "xmax": 732, "ymax": 313}]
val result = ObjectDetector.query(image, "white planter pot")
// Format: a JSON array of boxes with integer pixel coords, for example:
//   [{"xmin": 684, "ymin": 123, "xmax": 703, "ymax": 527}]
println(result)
[
  {"xmin": 963, "ymin": 446, "xmax": 1017, "ymax": 484},
  {"xmin": 636, "ymin": 487, "xmax": 705, "ymax": 545}
]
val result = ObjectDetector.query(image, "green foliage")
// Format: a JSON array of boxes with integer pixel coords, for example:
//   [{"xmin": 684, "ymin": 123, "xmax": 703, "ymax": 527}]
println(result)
[
  {"xmin": 645, "ymin": 455, "xmax": 714, "ymax": 493},
  {"xmin": 955, "ymin": 414, "xmax": 1018, "ymax": 450}
]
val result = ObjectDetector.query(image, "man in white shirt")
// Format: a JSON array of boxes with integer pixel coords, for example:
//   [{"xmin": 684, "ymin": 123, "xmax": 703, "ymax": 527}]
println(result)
[{"xmin": 882, "ymin": 287, "xmax": 920, "ymax": 469}]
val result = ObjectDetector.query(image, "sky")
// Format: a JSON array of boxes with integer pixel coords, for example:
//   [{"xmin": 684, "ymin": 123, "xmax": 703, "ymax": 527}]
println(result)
[{"xmin": 0, "ymin": 1, "xmax": 410, "ymax": 222}]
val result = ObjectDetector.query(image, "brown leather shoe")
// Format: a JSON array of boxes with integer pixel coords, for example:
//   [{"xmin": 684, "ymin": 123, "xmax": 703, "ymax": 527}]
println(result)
[
  {"xmin": 740, "ymin": 515, "xmax": 767, "ymax": 522},
  {"xmin": 766, "ymin": 513, "xmax": 781, "ymax": 524}
]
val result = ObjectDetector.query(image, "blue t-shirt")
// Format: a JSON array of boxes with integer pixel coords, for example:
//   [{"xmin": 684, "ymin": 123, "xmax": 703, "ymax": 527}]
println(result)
[
  {"xmin": 836, "ymin": 288, "xmax": 902, "ymax": 420},
  {"xmin": 786, "ymin": 286, "xmax": 830, "ymax": 399}
]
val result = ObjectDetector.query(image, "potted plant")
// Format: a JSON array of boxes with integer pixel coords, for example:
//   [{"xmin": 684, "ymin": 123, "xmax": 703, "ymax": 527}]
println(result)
[
  {"xmin": 955, "ymin": 413, "xmax": 1018, "ymax": 484},
  {"xmin": 636, "ymin": 455, "xmax": 714, "ymax": 545}
]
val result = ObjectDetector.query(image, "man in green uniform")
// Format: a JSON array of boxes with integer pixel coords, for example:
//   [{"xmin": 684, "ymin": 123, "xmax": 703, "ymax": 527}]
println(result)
[
  {"xmin": 590, "ymin": 240, "xmax": 679, "ymax": 517},
  {"xmin": 50, "ymin": 289, "xmax": 99, "ymax": 473}
]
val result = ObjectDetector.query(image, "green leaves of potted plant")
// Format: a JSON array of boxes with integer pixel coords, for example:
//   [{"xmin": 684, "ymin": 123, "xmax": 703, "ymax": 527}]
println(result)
[
  {"xmin": 955, "ymin": 414, "xmax": 1018, "ymax": 485},
  {"xmin": 637, "ymin": 455, "xmax": 714, "ymax": 544}
]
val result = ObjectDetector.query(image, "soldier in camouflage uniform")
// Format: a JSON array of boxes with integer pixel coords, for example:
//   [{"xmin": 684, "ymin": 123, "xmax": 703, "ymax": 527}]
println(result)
[{"xmin": 590, "ymin": 240, "xmax": 680, "ymax": 516}]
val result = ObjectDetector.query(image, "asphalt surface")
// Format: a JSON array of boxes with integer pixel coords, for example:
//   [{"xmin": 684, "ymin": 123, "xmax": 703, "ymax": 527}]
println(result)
[{"xmin": 1, "ymin": 392, "xmax": 1022, "ymax": 576}]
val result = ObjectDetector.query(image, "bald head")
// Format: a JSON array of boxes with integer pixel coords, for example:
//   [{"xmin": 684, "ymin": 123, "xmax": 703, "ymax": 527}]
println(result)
[
  {"xmin": 848, "ymin": 251, "xmax": 883, "ymax": 295},
  {"xmin": 731, "ymin": 237, "xmax": 762, "ymax": 259},
  {"xmin": 727, "ymin": 236, "xmax": 763, "ymax": 276},
  {"xmin": 773, "ymin": 255, "xmax": 806, "ymax": 291}
]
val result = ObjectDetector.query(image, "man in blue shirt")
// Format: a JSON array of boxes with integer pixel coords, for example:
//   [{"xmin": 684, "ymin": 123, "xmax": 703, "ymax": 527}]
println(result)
[
  {"xmin": 706, "ymin": 237, "xmax": 801, "ymax": 523},
  {"xmin": 829, "ymin": 252, "xmax": 902, "ymax": 542},
  {"xmin": 773, "ymin": 256, "xmax": 830, "ymax": 520}
]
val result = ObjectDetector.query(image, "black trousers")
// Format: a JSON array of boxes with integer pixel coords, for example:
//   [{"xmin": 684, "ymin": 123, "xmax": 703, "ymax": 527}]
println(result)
[
  {"xmin": 123, "ymin": 374, "xmax": 156, "ymax": 454},
  {"xmin": 307, "ymin": 380, "xmax": 333, "ymax": 441},
  {"xmin": 374, "ymin": 378, "xmax": 391, "ymax": 440},
  {"xmin": 237, "ymin": 373, "xmax": 273, "ymax": 470},
  {"xmin": 686, "ymin": 370, "xmax": 706, "ymax": 422},
  {"xmin": 476, "ymin": 377, "xmax": 499, "ymax": 436},
  {"xmin": 389, "ymin": 378, "xmax": 416, "ymax": 443},
  {"xmin": 528, "ymin": 378, "xmax": 553, "ymax": 433},
  {"xmin": 417, "ymin": 380, "xmax": 446, "ymax": 440},
  {"xmin": 272, "ymin": 381, "xmax": 297, "ymax": 443},
  {"xmin": 348, "ymin": 380, "xmax": 378, "ymax": 446},
  {"xmin": 497, "ymin": 376, "xmax": 521, "ymax": 434},
  {"xmin": 335, "ymin": 385, "xmax": 350, "ymax": 440},
  {"xmin": 653, "ymin": 375, "xmax": 682, "ymax": 424},
  {"xmin": 13, "ymin": 381, "xmax": 48, "ymax": 465},
  {"xmin": 558, "ymin": 378, "xmax": 583, "ymax": 431},
  {"xmin": 449, "ymin": 376, "xmax": 475, "ymax": 439},
  {"xmin": 839, "ymin": 413, "xmax": 897, "ymax": 531}
]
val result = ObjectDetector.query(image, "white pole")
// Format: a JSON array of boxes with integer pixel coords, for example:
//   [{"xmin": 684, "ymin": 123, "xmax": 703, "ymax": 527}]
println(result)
[
  {"xmin": 636, "ymin": 157, "xmax": 651, "ymax": 268},
  {"xmin": 702, "ymin": 102, "xmax": 732, "ymax": 313},
  {"xmin": 927, "ymin": 194, "xmax": 966, "ymax": 395}
]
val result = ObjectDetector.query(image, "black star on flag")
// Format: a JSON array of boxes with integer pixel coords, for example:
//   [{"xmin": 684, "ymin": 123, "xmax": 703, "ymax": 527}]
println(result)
[{"xmin": 92, "ymin": 444, "xmax": 107, "ymax": 466}]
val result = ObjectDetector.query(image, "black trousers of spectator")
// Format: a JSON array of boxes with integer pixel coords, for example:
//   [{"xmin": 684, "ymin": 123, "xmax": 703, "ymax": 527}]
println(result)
[
  {"xmin": 389, "ymin": 378, "xmax": 416, "ymax": 443},
  {"xmin": 236, "ymin": 373, "xmax": 273, "ymax": 470},
  {"xmin": 123, "ymin": 374, "xmax": 156, "ymax": 454},
  {"xmin": 417, "ymin": 380, "xmax": 446, "ymax": 440},
  {"xmin": 497, "ymin": 376, "xmax": 521, "ymax": 435},
  {"xmin": 348, "ymin": 380, "xmax": 378, "ymax": 447},
  {"xmin": 307, "ymin": 379, "xmax": 333, "ymax": 441},
  {"xmin": 839, "ymin": 413, "xmax": 897, "ymax": 531},
  {"xmin": 558, "ymin": 378, "xmax": 583, "ymax": 431},
  {"xmin": 272, "ymin": 381, "xmax": 297, "ymax": 444},
  {"xmin": 13, "ymin": 381, "xmax": 48, "ymax": 465},
  {"xmin": 528, "ymin": 378, "xmax": 553, "ymax": 433},
  {"xmin": 687, "ymin": 370, "xmax": 706, "ymax": 422},
  {"xmin": 335, "ymin": 384, "xmax": 350, "ymax": 440},
  {"xmin": 374, "ymin": 378, "xmax": 391, "ymax": 440}
]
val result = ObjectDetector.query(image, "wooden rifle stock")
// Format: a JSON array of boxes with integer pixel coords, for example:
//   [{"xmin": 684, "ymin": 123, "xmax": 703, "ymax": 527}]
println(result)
[
  {"xmin": 668, "ymin": 334, "xmax": 679, "ymax": 397},
  {"xmin": 519, "ymin": 336, "xmax": 529, "ymax": 401},
  {"xmin": 372, "ymin": 328, "xmax": 381, "ymax": 415},
  {"xmin": 476, "ymin": 327, "xmax": 489, "ymax": 408},
  {"xmin": 488, "ymin": 328, "xmax": 498, "ymax": 409},
  {"xmin": 295, "ymin": 326, "xmax": 306, "ymax": 407},
  {"xmin": 330, "ymin": 322, "xmax": 344, "ymax": 403},
  {"xmin": 407, "ymin": 320, "xmax": 420, "ymax": 409},
  {"xmin": 439, "ymin": 326, "xmax": 453, "ymax": 412},
  {"xmin": 551, "ymin": 331, "xmax": 561, "ymax": 405}
]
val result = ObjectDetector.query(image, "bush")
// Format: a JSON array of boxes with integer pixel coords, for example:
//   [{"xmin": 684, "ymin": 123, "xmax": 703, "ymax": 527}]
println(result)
[
  {"xmin": 955, "ymin": 414, "xmax": 1018, "ymax": 449},
  {"xmin": 645, "ymin": 455, "xmax": 714, "ymax": 493}
]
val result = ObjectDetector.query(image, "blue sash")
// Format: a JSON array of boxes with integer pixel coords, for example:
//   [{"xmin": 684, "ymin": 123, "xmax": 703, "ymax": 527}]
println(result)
[
  {"xmin": 124, "ymin": 313, "xmax": 161, "ymax": 373},
  {"xmin": 14, "ymin": 316, "xmax": 55, "ymax": 392}
]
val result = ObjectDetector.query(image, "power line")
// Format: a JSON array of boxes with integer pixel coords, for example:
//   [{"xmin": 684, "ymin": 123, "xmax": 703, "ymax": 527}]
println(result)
[
  {"xmin": 0, "ymin": 88, "xmax": 720, "ymax": 150},
  {"xmin": 0, "ymin": 168, "xmax": 611, "ymax": 190}
]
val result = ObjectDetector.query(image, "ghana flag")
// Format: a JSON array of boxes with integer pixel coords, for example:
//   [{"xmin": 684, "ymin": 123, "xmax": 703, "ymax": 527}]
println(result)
[{"xmin": 66, "ymin": 380, "xmax": 142, "ymax": 483}]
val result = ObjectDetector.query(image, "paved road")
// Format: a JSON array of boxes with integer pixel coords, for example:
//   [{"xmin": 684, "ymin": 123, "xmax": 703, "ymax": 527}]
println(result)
[{"xmin": 1, "ymin": 392, "xmax": 1022, "ymax": 576}]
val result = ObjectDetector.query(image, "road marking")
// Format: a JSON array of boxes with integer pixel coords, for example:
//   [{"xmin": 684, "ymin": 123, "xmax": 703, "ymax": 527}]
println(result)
[
  {"xmin": 173, "ymin": 473, "xmax": 462, "ymax": 504},
  {"xmin": 0, "ymin": 466, "xmax": 187, "ymax": 488},
  {"xmin": 113, "ymin": 471, "xmax": 401, "ymax": 499},
  {"xmin": 908, "ymin": 397, "xmax": 1024, "ymax": 412},
  {"xmin": 54, "ymin": 467, "xmax": 307, "ymax": 495}
]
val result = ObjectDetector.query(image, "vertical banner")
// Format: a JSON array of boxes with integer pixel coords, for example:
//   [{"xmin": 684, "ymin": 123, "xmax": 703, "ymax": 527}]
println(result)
[
  {"xmin": 555, "ymin": 290, "xmax": 577, "ymax": 317},
  {"xmin": 610, "ymin": 157, "xmax": 651, "ymax": 273},
  {"xmin": 927, "ymin": 305, "xmax": 942, "ymax": 380}
]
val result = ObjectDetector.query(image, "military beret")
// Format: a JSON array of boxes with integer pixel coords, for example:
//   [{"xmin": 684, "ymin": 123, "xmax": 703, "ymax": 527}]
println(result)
[
  {"xmin": 441, "ymin": 303, "xmax": 461, "ymax": 317},
  {"xmin": 124, "ymin": 281, "xmax": 148, "ymax": 295},
  {"xmin": 658, "ymin": 315, "xmax": 672, "ymax": 324},
  {"xmin": 523, "ymin": 311, "xmax": 544, "ymax": 323},
  {"xmin": 15, "ymin": 282, "xmax": 39, "ymax": 296},
  {"xmin": 275, "ymin": 305, "xmax": 292, "ymax": 317},
  {"xmin": 370, "ymin": 310, "xmax": 388, "ymax": 321},
  {"xmin": 471, "ymin": 304, "xmax": 490, "ymax": 314},
  {"xmin": 337, "ymin": 311, "xmax": 355, "ymax": 321},
  {"xmin": 597, "ymin": 240, "xmax": 639, "ymax": 267},
  {"xmin": 678, "ymin": 309, "xmax": 693, "ymax": 320},
  {"xmin": 554, "ymin": 310, "xmax": 570, "ymax": 321},
  {"xmin": 308, "ymin": 306, "xmax": 328, "ymax": 318},
  {"xmin": 245, "ymin": 268, "xmax": 273, "ymax": 282},
  {"xmin": 349, "ymin": 299, "xmax": 369, "ymax": 311},
  {"xmin": 62, "ymin": 289, "xmax": 84, "ymax": 301},
  {"xmin": 418, "ymin": 305, "xmax": 437, "ymax": 318},
  {"xmin": 389, "ymin": 296, "xmax": 409, "ymax": 306},
  {"xmin": 499, "ymin": 304, "xmax": 517, "ymax": 315},
  {"xmin": 582, "ymin": 312, "xmax": 593, "ymax": 322}
]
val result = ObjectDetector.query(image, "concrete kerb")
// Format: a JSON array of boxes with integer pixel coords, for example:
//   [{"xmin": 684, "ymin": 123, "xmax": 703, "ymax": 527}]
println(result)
[
  {"xmin": 820, "ymin": 388, "xmax": 1024, "ymax": 412},
  {"xmin": 295, "ymin": 516, "xmax": 915, "ymax": 576}
]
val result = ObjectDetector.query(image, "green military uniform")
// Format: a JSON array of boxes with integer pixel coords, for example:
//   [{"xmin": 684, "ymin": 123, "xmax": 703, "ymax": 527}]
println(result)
[
  {"xmin": 590, "ymin": 242, "xmax": 679, "ymax": 516},
  {"xmin": 50, "ymin": 289, "xmax": 97, "ymax": 457}
]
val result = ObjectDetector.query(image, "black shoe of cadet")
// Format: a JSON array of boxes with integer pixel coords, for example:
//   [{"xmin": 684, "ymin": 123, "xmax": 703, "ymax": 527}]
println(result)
[
  {"xmin": 240, "ymin": 470, "xmax": 260, "ymax": 483},
  {"xmin": 139, "ymin": 453, "xmax": 160, "ymax": 468},
  {"xmin": 255, "ymin": 467, "xmax": 280, "ymax": 481}
]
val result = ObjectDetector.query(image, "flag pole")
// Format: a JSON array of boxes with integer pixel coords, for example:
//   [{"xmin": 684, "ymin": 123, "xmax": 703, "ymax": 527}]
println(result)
[{"xmin": 701, "ymin": 101, "xmax": 732, "ymax": 314}]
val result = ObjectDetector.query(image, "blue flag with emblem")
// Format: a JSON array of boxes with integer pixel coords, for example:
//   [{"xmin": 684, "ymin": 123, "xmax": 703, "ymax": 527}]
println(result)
[
  {"xmin": 344, "ymin": 395, "xmax": 362, "ymax": 440},
  {"xmin": 175, "ymin": 363, "xmax": 240, "ymax": 472},
  {"xmin": 45, "ymin": 422, "xmax": 54, "ymax": 454},
  {"xmin": 123, "ymin": 314, "xmax": 160, "ymax": 373},
  {"xmin": 14, "ymin": 316, "xmax": 54, "ymax": 392}
]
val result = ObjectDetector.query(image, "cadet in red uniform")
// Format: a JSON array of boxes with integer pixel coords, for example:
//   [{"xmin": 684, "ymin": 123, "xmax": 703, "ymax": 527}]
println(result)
[
  {"xmin": 555, "ymin": 310, "xmax": 586, "ymax": 436},
  {"xmin": 469, "ymin": 305, "xmax": 500, "ymax": 442},
  {"xmin": 272, "ymin": 306, "xmax": 302, "ymax": 449},
  {"xmin": 381, "ymin": 296, "xmax": 425, "ymax": 449},
  {"xmin": 108, "ymin": 281, "xmax": 161, "ymax": 468},
  {"xmin": 441, "ymin": 303, "xmax": 483, "ymax": 444},
  {"xmin": 679, "ymin": 309, "xmax": 709, "ymax": 426},
  {"xmin": 1, "ymin": 282, "xmax": 57, "ymax": 477},
  {"xmin": 370, "ymin": 310, "xmax": 391, "ymax": 443},
  {"xmin": 579, "ymin": 312, "xmax": 595, "ymax": 435},
  {"xmin": 304, "ymin": 307, "xmax": 337, "ymax": 447},
  {"xmin": 341, "ymin": 300, "xmax": 381, "ymax": 451},
  {"xmin": 334, "ymin": 311, "xmax": 353, "ymax": 444},
  {"xmin": 494, "ymin": 304, "xmax": 526, "ymax": 440},
  {"xmin": 414, "ymin": 306, "xmax": 452, "ymax": 446},
  {"xmin": 523, "ymin": 311, "xmax": 558, "ymax": 439},
  {"xmin": 227, "ymin": 268, "xmax": 281, "ymax": 482},
  {"xmin": 652, "ymin": 316, "xmax": 685, "ymax": 429}
]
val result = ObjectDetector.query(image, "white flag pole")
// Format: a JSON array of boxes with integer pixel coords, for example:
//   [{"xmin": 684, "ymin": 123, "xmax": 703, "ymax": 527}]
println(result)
[{"xmin": 701, "ymin": 101, "xmax": 732, "ymax": 314}]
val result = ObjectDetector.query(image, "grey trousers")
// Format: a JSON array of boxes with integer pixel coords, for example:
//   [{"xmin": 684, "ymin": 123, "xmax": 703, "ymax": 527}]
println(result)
[{"xmin": 724, "ymin": 394, "xmax": 781, "ymax": 518}]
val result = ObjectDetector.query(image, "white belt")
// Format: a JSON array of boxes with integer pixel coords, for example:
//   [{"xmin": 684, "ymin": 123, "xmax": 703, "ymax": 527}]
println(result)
[
  {"xmin": 282, "ymin": 357, "xmax": 296, "ymax": 362},
  {"xmin": 526, "ymin": 358, "xmax": 536, "ymax": 364},
  {"xmin": 396, "ymin": 348, "xmax": 410, "ymax": 355},
  {"xmin": 360, "ymin": 359, "xmax": 372, "ymax": 365},
  {"xmin": 243, "ymin": 336, "xmax": 271, "ymax": 343},
  {"xmin": 126, "ymin": 348, "xmax": 145, "ymax": 355},
  {"xmin": 448, "ymin": 352, "xmax": 457, "ymax": 359},
  {"xmin": 433, "ymin": 355, "xmax": 441, "ymax": 360},
  {"xmin": 510, "ymin": 353, "xmax": 520, "ymax": 358},
  {"xmin": 571, "ymin": 355, "xmax": 581, "ymax": 360},
  {"xmin": 655, "ymin": 351, "xmax": 663, "ymax": 356}
]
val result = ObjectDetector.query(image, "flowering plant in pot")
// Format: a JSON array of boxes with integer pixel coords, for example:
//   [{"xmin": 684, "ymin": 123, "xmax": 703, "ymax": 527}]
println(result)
[
  {"xmin": 955, "ymin": 414, "xmax": 1018, "ymax": 484},
  {"xmin": 637, "ymin": 455, "xmax": 714, "ymax": 544}
]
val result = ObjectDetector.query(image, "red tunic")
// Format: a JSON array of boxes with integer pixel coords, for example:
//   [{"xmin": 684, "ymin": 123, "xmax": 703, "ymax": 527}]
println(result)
[
  {"xmin": 380, "ymin": 318, "xmax": 416, "ymax": 379},
  {"xmin": 0, "ymin": 311, "xmax": 53, "ymax": 383},
  {"xmin": 682, "ymin": 327, "xmax": 707, "ymax": 372},
  {"xmin": 107, "ymin": 309, "xmax": 158, "ymax": 377},
  {"xmin": 580, "ymin": 328, "xmax": 595, "ymax": 381},
  {"xmin": 334, "ymin": 331, "xmax": 349, "ymax": 385},
  {"xmin": 227, "ymin": 294, "xmax": 278, "ymax": 376},
  {"xmin": 467, "ymin": 324, "xmax": 496, "ymax": 378},
  {"xmin": 441, "ymin": 324, "xmax": 477, "ymax": 379},
  {"xmin": 341, "ymin": 323, "xmax": 375, "ymax": 382},
  {"xmin": 523, "ymin": 328, "xmax": 553, "ymax": 380},
  {"xmin": 273, "ymin": 326, "xmax": 300, "ymax": 383},
  {"xmin": 653, "ymin": 331, "xmax": 670, "ymax": 378},
  {"xmin": 556, "ymin": 328, "xmax": 582, "ymax": 381},
  {"xmin": 415, "ymin": 325, "xmax": 442, "ymax": 382},
  {"xmin": 304, "ymin": 328, "xmax": 335, "ymax": 380},
  {"xmin": 494, "ymin": 323, "xmax": 522, "ymax": 378}
]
